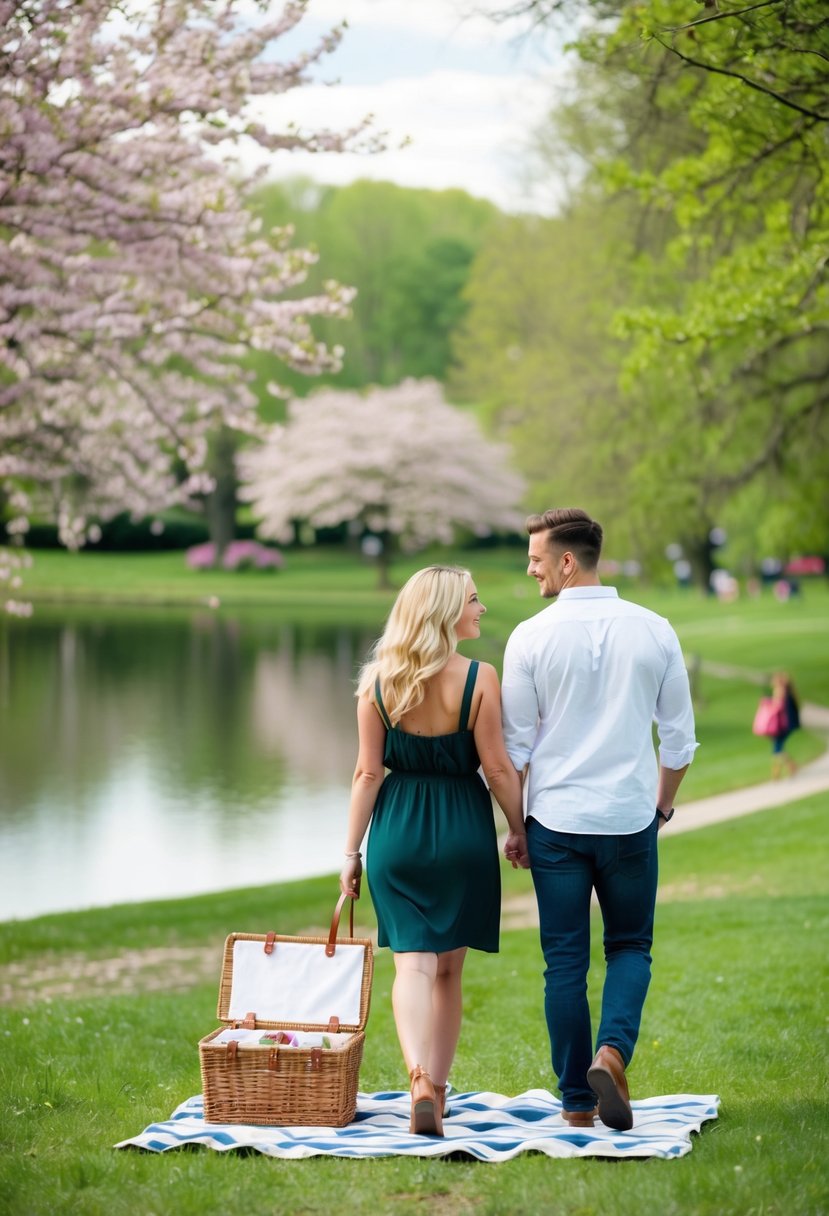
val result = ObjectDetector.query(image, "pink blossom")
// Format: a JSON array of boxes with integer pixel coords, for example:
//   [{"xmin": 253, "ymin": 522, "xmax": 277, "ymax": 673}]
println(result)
[
  {"xmin": 239, "ymin": 380, "xmax": 526, "ymax": 551},
  {"xmin": 0, "ymin": 0, "xmax": 376, "ymax": 550}
]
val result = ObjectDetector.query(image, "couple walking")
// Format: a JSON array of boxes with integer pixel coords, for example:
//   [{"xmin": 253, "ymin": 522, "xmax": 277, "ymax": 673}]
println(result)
[{"xmin": 340, "ymin": 508, "xmax": 698, "ymax": 1136}]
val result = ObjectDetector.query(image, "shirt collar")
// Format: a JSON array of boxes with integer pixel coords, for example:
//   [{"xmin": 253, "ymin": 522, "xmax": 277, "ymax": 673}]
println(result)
[{"xmin": 556, "ymin": 586, "xmax": 619, "ymax": 601}]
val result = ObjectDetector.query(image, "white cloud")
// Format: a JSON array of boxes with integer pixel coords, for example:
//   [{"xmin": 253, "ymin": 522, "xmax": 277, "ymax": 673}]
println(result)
[
  {"xmin": 243, "ymin": 66, "xmax": 560, "ymax": 212},
  {"xmin": 201, "ymin": 1, "xmax": 572, "ymax": 212},
  {"xmin": 306, "ymin": 0, "xmax": 532, "ymax": 48}
]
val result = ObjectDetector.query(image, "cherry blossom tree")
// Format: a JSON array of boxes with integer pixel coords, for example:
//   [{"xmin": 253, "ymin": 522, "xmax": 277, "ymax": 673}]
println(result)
[
  {"xmin": 239, "ymin": 379, "xmax": 526, "ymax": 586},
  {"xmin": 0, "ymin": 0, "xmax": 373, "ymax": 558}
]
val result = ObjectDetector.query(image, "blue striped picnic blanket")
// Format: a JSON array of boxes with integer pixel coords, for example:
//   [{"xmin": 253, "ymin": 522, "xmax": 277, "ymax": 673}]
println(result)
[{"xmin": 115, "ymin": 1089, "xmax": 719, "ymax": 1160}]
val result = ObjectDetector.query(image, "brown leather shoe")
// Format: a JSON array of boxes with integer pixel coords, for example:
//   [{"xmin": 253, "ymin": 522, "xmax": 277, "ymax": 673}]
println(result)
[
  {"xmin": 409, "ymin": 1066, "xmax": 444, "ymax": 1137},
  {"xmin": 562, "ymin": 1106, "xmax": 598, "ymax": 1128},
  {"xmin": 587, "ymin": 1046, "xmax": 633, "ymax": 1130}
]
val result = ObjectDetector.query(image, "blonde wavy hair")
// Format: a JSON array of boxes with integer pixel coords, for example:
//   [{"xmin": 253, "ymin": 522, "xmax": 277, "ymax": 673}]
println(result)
[{"xmin": 356, "ymin": 565, "xmax": 470, "ymax": 725}]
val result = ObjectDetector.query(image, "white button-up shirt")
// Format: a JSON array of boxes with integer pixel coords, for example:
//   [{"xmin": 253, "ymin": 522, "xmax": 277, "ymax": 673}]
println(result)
[{"xmin": 501, "ymin": 586, "xmax": 698, "ymax": 835}]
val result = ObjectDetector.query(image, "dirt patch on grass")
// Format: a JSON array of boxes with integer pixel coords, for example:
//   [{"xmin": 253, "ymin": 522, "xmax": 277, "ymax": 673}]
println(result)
[
  {"xmin": 0, "ymin": 924, "xmax": 380, "ymax": 1007},
  {"xmin": 0, "ymin": 945, "xmax": 220, "ymax": 1005},
  {"xmin": 391, "ymin": 1193, "xmax": 480, "ymax": 1214},
  {"xmin": 658, "ymin": 873, "xmax": 771, "ymax": 902},
  {"xmin": 500, "ymin": 874, "xmax": 770, "ymax": 929},
  {"xmin": 0, "ymin": 879, "xmax": 762, "ymax": 1005}
]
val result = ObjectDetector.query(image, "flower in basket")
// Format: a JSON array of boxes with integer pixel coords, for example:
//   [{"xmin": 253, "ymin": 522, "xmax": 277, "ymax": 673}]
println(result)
[
  {"xmin": 186, "ymin": 541, "xmax": 285, "ymax": 572},
  {"xmin": 259, "ymin": 1030, "xmax": 298, "ymax": 1046}
]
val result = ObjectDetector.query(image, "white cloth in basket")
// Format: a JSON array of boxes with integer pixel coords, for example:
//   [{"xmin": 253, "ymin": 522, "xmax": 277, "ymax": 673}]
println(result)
[{"xmin": 227, "ymin": 939, "xmax": 365, "ymax": 1026}]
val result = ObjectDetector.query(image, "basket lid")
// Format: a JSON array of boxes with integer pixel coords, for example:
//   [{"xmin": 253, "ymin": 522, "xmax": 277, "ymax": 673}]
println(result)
[{"xmin": 216, "ymin": 897, "xmax": 373, "ymax": 1033}]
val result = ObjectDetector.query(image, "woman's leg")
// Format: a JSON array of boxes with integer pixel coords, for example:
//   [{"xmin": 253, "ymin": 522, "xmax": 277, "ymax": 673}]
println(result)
[
  {"xmin": 428, "ymin": 947, "xmax": 468, "ymax": 1086},
  {"xmin": 771, "ymin": 735, "xmax": 783, "ymax": 779},
  {"xmin": 780, "ymin": 733, "xmax": 797, "ymax": 775},
  {"xmin": 392, "ymin": 951, "xmax": 438, "ymax": 1073}
]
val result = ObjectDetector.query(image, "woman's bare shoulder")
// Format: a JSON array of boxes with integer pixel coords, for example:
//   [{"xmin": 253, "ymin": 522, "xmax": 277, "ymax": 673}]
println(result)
[{"xmin": 475, "ymin": 660, "xmax": 501, "ymax": 687}]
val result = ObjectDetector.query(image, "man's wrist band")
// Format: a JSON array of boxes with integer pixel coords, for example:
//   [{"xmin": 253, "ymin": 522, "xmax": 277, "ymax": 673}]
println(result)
[{"xmin": 656, "ymin": 807, "xmax": 675, "ymax": 823}]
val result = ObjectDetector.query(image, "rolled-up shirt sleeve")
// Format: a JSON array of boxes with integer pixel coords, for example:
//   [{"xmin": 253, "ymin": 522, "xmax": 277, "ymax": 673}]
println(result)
[
  {"xmin": 656, "ymin": 636, "xmax": 699, "ymax": 769},
  {"xmin": 501, "ymin": 632, "xmax": 539, "ymax": 770}
]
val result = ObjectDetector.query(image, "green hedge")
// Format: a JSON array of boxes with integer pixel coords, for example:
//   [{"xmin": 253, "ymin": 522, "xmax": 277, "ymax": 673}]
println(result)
[{"xmin": 15, "ymin": 513, "xmax": 256, "ymax": 552}]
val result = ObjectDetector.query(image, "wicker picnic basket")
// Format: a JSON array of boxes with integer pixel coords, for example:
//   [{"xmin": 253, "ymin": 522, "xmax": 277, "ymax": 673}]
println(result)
[{"xmin": 199, "ymin": 893, "xmax": 373, "ymax": 1127}]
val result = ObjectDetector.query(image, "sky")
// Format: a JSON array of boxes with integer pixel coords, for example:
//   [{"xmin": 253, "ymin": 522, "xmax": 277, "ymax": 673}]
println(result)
[{"xmin": 245, "ymin": 0, "xmax": 572, "ymax": 214}]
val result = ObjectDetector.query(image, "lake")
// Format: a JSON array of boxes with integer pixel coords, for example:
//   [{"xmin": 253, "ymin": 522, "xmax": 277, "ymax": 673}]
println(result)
[{"xmin": 0, "ymin": 606, "xmax": 382, "ymax": 921}]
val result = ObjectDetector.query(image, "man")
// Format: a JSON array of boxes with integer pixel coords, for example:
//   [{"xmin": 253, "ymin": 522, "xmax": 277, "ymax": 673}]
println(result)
[{"xmin": 501, "ymin": 508, "xmax": 697, "ymax": 1130}]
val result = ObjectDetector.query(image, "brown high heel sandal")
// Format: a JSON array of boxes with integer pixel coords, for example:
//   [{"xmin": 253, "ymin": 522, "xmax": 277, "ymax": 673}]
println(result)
[
  {"xmin": 409, "ymin": 1066, "xmax": 444, "ymax": 1137},
  {"xmin": 434, "ymin": 1084, "xmax": 449, "ymax": 1118}
]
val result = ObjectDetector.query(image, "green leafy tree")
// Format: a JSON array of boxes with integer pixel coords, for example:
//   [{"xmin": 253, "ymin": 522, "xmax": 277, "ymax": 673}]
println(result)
[
  {"xmin": 247, "ymin": 179, "xmax": 500, "ymax": 391},
  {"xmin": 471, "ymin": 0, "xmax": 829, "ymax": 580},
  {"xmin": 452, "ymin": 205, "xmax": 627, "ymax": 511},
  {"xmin": 600, "ymin": 0, "xmax": 829, "ymax": 578}
]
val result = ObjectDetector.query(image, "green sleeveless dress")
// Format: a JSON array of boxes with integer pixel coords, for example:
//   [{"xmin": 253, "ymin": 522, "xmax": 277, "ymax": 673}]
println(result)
[{"xmin": 365, "ymin": 660, "xmax": 501, "ymax": 954}]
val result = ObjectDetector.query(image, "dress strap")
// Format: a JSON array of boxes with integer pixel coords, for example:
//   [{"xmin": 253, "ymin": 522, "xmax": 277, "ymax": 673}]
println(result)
[
  {"xmin": 458, "ymin": 660, "xmax": 480, "ymax": 732},
  {"xmin": 374, "ymin": 677, "xmax": 393, "ymax": 730}
]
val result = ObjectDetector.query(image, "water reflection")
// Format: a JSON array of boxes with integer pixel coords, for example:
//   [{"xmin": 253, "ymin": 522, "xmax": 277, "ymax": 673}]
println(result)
[{"xmin": 0, "ymin": 608, "xmax": 379, "ymax": 921}]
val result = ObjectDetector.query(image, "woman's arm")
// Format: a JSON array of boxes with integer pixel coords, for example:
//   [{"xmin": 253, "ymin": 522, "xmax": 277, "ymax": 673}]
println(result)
[
  {"xmin": 339, "ymin": 695, "xmax": 387, "ymax": 896},
  {"xmin": 473, "ymin": 663, "xmax": 529, "ymax": 867}
]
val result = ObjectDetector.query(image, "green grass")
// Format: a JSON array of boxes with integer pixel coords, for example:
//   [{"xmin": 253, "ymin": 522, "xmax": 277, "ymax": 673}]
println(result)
[
  {"xmin": 17, "ymin": 547, "xmax": 391, "ymax": 615},
  {"xmin": 1, "ymin": 795, "xmax": 827, "ymax": 1215}
]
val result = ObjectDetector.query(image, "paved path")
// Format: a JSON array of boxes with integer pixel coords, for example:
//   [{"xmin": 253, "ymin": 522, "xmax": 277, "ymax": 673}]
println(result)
[{"xmin": 668, "ymin": 699, "xmax": 829, "ymax": 834}]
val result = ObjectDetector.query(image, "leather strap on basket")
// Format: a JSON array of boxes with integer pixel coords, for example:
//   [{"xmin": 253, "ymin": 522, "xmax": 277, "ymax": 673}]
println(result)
[{"xmin": 325, "ymin": 892, "xmax": 355, "ymax": 957}]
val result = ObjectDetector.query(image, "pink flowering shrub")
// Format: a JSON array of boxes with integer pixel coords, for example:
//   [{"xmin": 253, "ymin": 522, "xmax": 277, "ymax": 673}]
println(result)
[{"xmin": 186, "ymin": 541, "xmax": 284, "ymax": 572}]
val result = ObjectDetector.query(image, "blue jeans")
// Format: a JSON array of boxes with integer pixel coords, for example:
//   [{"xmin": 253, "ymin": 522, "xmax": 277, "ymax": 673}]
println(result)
[{"xmin": 526, "ymin": 814, "xmax": 659, "ymax": 1111}]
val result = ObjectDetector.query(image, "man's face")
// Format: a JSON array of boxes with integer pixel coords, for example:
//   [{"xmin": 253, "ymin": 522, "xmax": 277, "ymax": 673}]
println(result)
[{"xmin": 527, "ymin": 536, "xmax": 566, "ymax": 599}]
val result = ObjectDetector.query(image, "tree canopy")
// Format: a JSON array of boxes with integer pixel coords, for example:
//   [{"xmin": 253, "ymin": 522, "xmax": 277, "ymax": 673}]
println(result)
[
  {"xmin": 0, "ymin": 0, "xmax": 370, "ymax": 548},
  {"xmin": 246, "ymin": 178, "xmax": 500, "ymax": 395},
  {"xmin": 463, "ymin": 0, "xmax": 829, "ymax": 579}
]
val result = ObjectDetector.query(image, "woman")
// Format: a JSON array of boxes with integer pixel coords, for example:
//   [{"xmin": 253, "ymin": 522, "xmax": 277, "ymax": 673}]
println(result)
[
  {"xmin": 770, "ymin": 671, "xmax": 800, "ymax": 778},
  {"xmin": 339, "ymin": 566, "xmax": 528, "ymax": 1137}
]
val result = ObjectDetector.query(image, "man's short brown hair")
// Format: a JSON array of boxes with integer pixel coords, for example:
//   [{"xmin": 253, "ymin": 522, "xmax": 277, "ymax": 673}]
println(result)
[{"xmin": 526, "ymin": 508, "xmax": 603, "ymax": 570}]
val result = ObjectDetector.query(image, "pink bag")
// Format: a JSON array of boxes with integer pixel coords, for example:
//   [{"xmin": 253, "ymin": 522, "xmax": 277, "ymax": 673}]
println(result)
[{"xmin": 752, "ymin": 697, "xmax": 788, "ymax": 737}]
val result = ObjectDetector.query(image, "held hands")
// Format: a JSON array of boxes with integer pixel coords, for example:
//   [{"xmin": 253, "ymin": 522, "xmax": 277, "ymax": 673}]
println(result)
[
  {"xmin": 503, "ymin": 829, "xmax": 531, "ymax": 870},
  {"xmin": 339, "ymin": 855, "xmax": 362, "ymax": 898}
]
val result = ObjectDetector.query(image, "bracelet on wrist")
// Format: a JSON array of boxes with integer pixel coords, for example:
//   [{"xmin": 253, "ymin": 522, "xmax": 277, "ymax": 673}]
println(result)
[{"xmin": 344, "ymin": 850, "xmax": 362, "ymax": 859}]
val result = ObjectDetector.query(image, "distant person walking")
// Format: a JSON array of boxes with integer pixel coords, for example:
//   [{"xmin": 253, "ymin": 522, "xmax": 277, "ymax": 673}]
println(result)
[
  {"xmin": 501, "ymin": 508, "xmax": 698, "ymax": 1130},
  {"xmin": 769, "ymin": 672, "xmax": 800, "ymax": 779}
]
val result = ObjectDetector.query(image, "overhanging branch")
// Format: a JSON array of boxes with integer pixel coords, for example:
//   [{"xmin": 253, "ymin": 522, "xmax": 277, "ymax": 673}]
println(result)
[{"xmin": 652, "ymin": 35, "xmax": 829, "ymax": 122}]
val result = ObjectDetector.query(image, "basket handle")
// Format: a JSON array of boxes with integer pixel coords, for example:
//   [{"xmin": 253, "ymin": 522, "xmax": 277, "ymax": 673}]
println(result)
[{"xmin": 326, "ymin": 892, "xmax": 356, "ymax": 956}]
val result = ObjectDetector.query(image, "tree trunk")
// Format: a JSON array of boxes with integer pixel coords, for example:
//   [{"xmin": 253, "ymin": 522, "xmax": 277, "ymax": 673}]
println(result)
[
  {"xmin": 684, "ymin": 533, "xmax": 716, "ymax": 593},
  {"xmin": 375, "ymin": 530, "xmax": 395, "ymax": 591},
  {"xmin": 206, "ymin": 428, "xmax": 239, "ymax": 565}
]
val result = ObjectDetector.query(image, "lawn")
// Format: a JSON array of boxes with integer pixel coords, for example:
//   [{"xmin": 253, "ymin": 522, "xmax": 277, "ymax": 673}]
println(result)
[{"xmin": 1, "ymin": 795, "xmax": 827, "ymax": 1215}]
